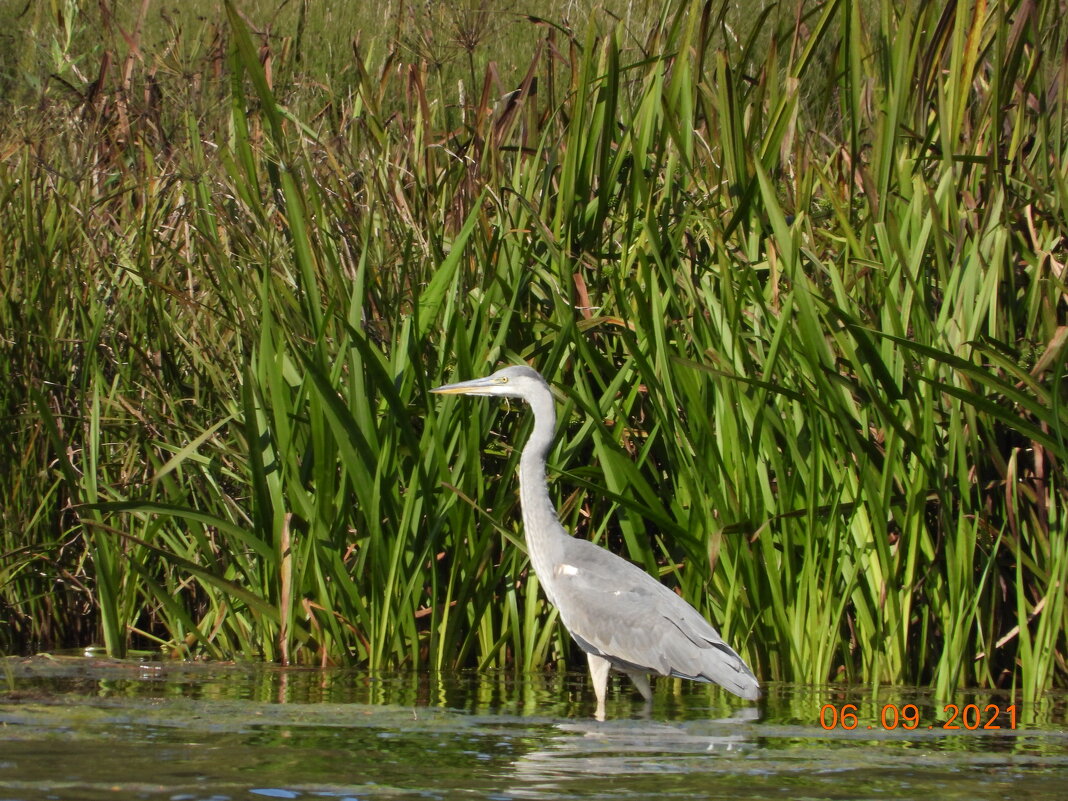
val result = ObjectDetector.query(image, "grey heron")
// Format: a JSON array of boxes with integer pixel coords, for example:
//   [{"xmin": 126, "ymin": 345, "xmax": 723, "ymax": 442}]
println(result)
[{"xmin": 432, "ymin": 365, "xmax": 760, "ymax": 718}]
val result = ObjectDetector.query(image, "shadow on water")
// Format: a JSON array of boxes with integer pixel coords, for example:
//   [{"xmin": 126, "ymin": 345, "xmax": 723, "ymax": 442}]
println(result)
[{"xmin": 1, "ymin": 656, "xmax": 1066, "ymax": 800}]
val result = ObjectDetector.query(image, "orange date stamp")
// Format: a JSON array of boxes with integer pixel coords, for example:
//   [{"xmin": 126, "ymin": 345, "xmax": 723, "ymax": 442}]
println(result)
[{"xmin": 819, "ymin": 703, "xmax": 1018, "ymax": 731}]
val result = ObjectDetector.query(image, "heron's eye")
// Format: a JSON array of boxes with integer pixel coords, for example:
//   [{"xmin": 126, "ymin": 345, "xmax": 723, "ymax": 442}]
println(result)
[{"xmin": 500, "ymin": 377, "xmax": 509, "ymax": 383}]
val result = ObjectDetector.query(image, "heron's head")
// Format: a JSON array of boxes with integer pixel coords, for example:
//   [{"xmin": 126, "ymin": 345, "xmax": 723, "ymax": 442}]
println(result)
[{"xmin": 431, "ymin": 365, "xmax": 548, "ymax": 401}]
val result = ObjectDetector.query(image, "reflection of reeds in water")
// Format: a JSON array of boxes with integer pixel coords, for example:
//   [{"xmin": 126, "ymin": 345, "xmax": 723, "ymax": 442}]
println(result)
[{"xmin": 1, "ymin": 0, "xmax": 1065, "ymax": 706}]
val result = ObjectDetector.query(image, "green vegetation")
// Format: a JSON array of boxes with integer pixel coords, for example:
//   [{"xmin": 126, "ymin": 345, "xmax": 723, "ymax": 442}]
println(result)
[{"xmin": 1, "ymin": 0, "xmax": 1065, "ymax": 705}]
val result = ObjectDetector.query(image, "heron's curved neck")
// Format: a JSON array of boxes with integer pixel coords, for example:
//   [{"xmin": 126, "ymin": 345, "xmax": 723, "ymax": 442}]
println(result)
[{"xmin": 518, "ymin": 388, "xmax": 569, "ymax": 590}]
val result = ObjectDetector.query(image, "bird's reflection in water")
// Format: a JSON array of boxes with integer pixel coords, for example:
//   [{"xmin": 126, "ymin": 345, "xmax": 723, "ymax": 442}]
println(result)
[{"xmin": 505, "ymin": 708, "xmax": 760, "ymax": 795}]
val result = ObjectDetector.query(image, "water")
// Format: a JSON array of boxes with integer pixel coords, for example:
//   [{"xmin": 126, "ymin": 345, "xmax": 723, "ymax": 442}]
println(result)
[{"xmin": 1, "ymin": 657, "xmax": 1065, "ymax": 800}]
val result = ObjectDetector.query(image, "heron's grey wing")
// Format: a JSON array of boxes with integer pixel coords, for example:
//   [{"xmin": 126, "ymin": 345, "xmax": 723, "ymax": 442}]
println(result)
[{"xmin": 552, "ymin": 537, "xmax": 760, "ymax": 700}]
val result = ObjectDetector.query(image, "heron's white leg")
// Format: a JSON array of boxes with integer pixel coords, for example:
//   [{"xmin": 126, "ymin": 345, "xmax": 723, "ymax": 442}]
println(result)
[
  {"xmin": 626, "ymin": 671, "xmax": 652, "ymax": 703},
  {"xmin": 586, "ymin": 652, "xmax": 611, "ymax": 721}
]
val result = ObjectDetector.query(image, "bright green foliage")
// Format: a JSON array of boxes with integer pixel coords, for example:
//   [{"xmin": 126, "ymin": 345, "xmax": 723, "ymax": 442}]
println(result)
[{"xmin": 1, "ymin": 0, "xmax": 1065, "ymax": 702}]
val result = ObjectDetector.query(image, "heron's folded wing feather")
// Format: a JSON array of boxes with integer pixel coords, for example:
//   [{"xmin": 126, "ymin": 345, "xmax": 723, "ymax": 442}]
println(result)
[{"xmin": 553, "ymin": 537, "xmax": 760, "ymax": 700}]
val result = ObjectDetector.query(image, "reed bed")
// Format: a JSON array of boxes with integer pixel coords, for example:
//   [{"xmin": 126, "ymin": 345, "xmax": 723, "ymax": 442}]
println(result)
[{"xmin": 1, "ymin": 0, "xmax": 1065, "ymax": 706}]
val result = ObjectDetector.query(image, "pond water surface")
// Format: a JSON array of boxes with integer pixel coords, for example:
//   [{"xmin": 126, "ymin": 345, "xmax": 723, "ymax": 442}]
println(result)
[{"xmin": 1, "ymin": 656, "xmax": 1065, "ymax": 800}]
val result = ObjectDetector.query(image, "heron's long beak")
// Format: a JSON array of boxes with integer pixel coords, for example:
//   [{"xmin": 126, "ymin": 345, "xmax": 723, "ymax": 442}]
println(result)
[{"xmin": 430, "ymin": 375, "xmax": 503, "ymax": 396}]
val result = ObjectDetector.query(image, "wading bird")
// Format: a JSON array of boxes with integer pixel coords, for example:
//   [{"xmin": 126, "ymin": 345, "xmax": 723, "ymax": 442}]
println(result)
[{"xmin": 432, "ymin": 365, "xmax": 759, "ymax": 718}]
